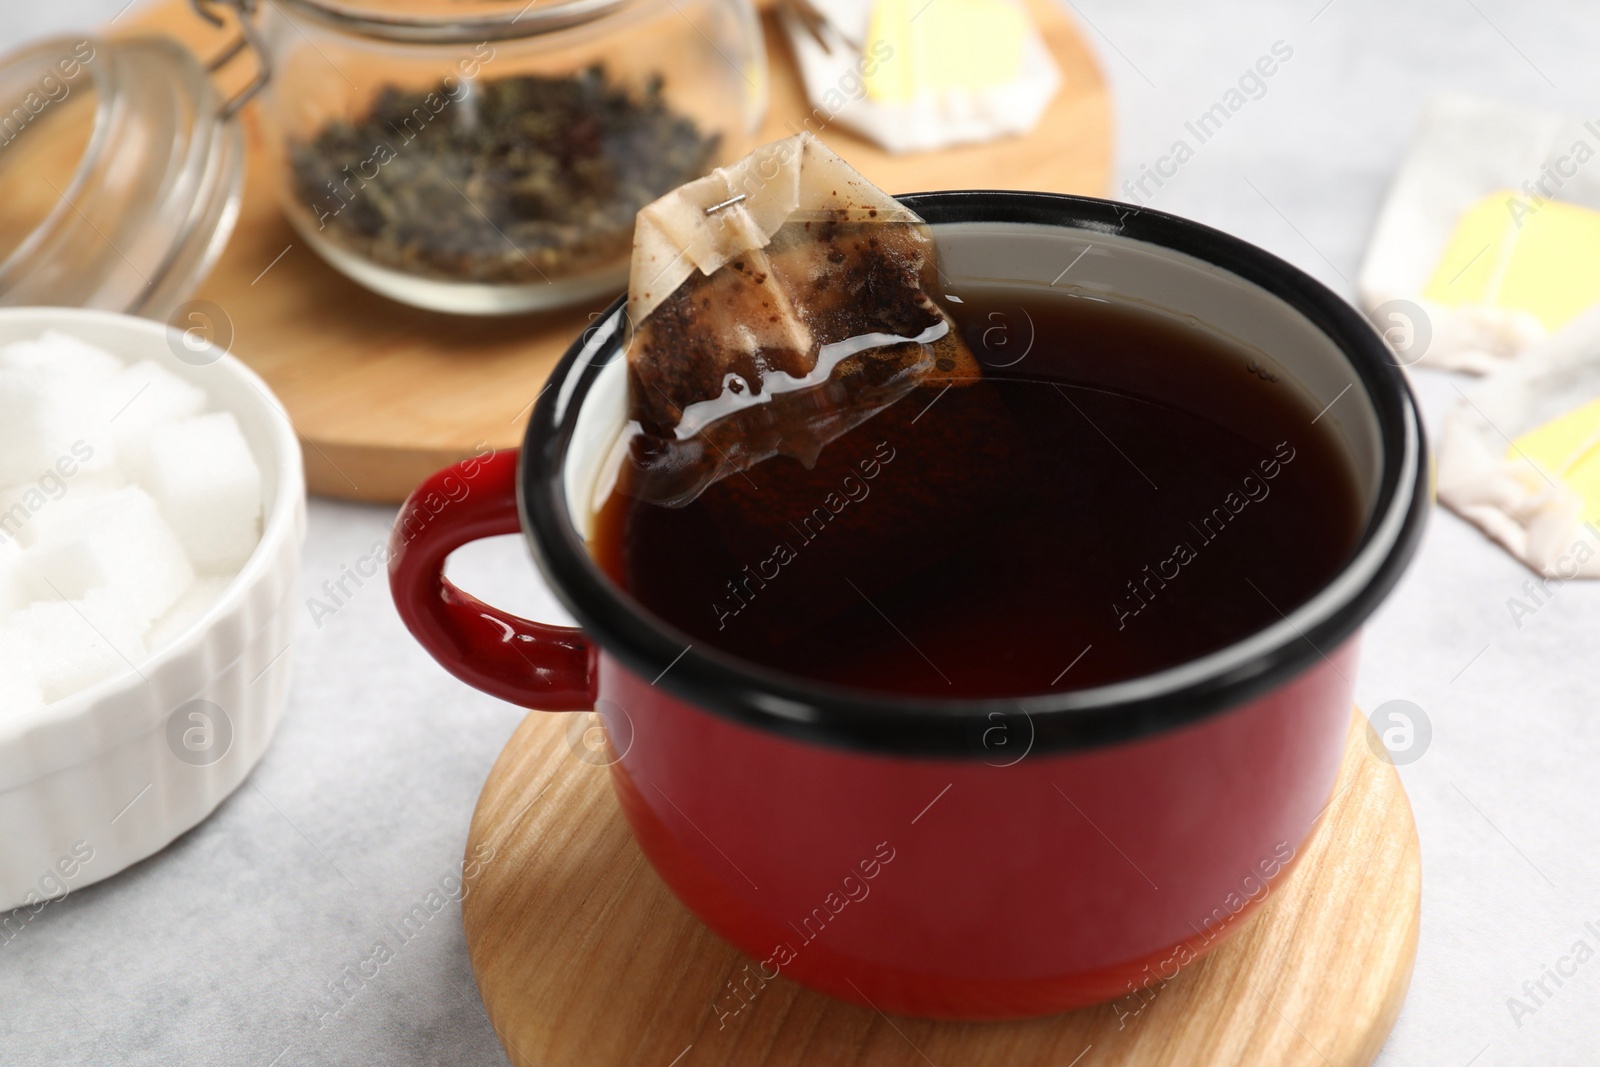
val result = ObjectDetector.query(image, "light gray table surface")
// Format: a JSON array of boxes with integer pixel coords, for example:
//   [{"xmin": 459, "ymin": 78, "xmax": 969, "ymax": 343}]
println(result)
[{"xmin": 4, "ymin": 2, "xmax": 1599, "ymax": 1064}]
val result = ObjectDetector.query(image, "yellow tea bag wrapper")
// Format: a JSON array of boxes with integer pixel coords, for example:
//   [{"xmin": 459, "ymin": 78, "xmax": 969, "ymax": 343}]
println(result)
[
  {"xmin": 1508, "ymin": 395, "xmax": 1600, "ymax": 527},
  {"xmin": 862, "ymin": 0, "xmax": 1029, "ymax": 104},
  {"xmin": 1426, "ymin": 192, "xmax": 1600, "ymax": 333}
]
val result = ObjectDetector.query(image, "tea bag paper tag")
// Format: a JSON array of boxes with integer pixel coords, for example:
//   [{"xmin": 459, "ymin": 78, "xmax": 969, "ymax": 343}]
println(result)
[{"xmin": 629, "ymin": 133, "xmax": 920, "ymax": 324}]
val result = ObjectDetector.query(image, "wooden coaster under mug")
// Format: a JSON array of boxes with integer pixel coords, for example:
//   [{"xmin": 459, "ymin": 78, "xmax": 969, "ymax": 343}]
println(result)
[{"xmin": 461, "ymin": 710, "xmax": 1418, "ymax": 1067}]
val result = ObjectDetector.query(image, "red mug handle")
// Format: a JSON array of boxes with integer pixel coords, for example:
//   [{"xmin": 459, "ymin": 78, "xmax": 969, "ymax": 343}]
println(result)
[{"xmin": 388, "ymin": 449, "xmax": 594, "ymax": 711}]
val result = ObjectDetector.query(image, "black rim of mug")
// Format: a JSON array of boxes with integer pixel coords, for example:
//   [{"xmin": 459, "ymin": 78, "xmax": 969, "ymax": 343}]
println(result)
[{"xmin": 519, "ymin": 190, "xmax": 1430, "ymax": 756}]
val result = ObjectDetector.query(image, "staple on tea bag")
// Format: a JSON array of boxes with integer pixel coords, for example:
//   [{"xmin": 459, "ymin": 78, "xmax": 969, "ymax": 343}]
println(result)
[{"xmin": 623, "ymin": 132, "xmax": 980, "ymax": 506}]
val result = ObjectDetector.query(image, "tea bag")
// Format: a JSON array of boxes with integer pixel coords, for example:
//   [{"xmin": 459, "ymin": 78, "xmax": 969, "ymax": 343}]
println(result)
[{"xmin": 624, "ymin": 132, "xmax": 981, "ymax": 506}]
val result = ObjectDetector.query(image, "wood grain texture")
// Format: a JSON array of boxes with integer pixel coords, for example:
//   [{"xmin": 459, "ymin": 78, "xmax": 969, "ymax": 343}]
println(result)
[
  {"xmin": 122, "ymin": 0, "xmax": 1110, "ymax": 502},
  {"xmin": 461, "ymin": 710, "xmax": 1419, "ymax": 1067}
]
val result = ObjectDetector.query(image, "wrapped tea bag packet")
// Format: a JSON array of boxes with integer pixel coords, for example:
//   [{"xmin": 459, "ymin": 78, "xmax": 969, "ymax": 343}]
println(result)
[
  {"xmin": 1359, "ymin": 94, "xmax": 1600, "ymax": 372},
  {"xmin": 1438, "ymin": 302, "xmax": 1600, "ymax": 578},
  {"xmin": 624, "ymin": 132, "xmax": 981, "ymax": 506},
  {"xmin": 780, "ymin": 0, "xmax": 1061, "ymax": 154}
]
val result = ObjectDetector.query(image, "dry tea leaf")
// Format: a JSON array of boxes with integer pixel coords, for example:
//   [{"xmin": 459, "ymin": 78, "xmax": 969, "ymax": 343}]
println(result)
[{"xmin": 290, "ymin": 68, "xmax": 719, "ymax": 284}]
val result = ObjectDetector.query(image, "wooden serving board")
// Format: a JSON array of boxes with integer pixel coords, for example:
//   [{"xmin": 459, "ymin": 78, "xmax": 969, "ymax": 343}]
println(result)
[
  {"xmin": 461, "ymin": 710, "xmax": 1419, "ymax": 1067},
  {"xmin": 123, "ymin": 0, "xmax": 1110, "ymax": 502}
]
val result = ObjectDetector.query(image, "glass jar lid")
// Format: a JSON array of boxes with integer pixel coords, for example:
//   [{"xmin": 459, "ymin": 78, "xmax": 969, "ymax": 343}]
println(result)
[
  {"xmin": 0, "ymin": 33, "xmax": 250, "ymax": 321},
  {"xmin": 275, "ymin": 0, "xmax": 636, "ymax": 42}
]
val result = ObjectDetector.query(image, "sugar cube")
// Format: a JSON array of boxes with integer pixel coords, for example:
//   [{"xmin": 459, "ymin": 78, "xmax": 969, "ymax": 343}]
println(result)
[
  {"xmin": 25, "ymin": 486, "xmax": 194, "ymax": 623},
  {"xmin": 100, "ymin": 360, "xmax": 207, "ymax": 483},
  {"xmin": 8, "ymin": 588, "xmax": 148, "ymax": 703},
  {"xmin": 145, "ymin": 413, "xmax": 262, "ymax": 572},
  {"xmin": 16, "ymin": 539, "xmax": 104, "ymax": 603},
  {"xmin": 0, "ymin": 371, "xmax": 75, "ymax": 486},
  {"xmin": 0, "ymin": 475, "xmax": 123, "ymax": 548},
  {"xmin": 0, "ymin": 331, "xmax": 123, "ymax": 382},
  {"xmin": 0, "ymin": 535, "xmax": 22, "ymax": 617},
  {"xmin": 0, "ymin": 369, "xmax": 116, "ymax": 485},
  {"xmin": 0, "ymin": 629, "xmax": 44, "ymax": 717},
  {"xmin": 0, "ymin": 478, "xmax": 67, "ymax": 546},
  {"xmin": 0, "ymin": 329, "xmax": 268, "ymax": 709},
  {"xmin": 145, "ymin": 576, "xmax": 232, "ymax": 653}
]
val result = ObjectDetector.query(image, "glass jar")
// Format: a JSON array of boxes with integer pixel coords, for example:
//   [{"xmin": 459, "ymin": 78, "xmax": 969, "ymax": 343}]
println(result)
[{"xmin": 258, "ymin": 0, "xmax": 767, "ymax": 314}]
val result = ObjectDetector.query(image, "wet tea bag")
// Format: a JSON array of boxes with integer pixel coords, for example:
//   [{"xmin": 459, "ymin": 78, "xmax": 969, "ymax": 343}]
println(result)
[{"xmin": 624, "ymin": 132, "xmax": 981, "ymax": 506}]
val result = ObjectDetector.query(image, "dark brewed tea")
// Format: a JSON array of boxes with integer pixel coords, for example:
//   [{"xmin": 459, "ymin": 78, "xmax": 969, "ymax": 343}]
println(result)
[{"xmin": 593, "ymin": 284, "xmax": 1364, "ymax": 699}]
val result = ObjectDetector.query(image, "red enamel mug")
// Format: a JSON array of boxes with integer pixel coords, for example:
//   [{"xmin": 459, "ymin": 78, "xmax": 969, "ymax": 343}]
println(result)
[{"xmin": 389, "ymin": 191, "xmax": 1428, "ymax": 1020}]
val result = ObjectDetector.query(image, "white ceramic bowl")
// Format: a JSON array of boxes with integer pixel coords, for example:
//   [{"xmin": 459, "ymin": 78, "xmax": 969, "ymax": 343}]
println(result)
[{"xmin": 0, "ymin": 308, "xmax": 304, "ymax": 913}]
